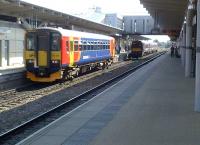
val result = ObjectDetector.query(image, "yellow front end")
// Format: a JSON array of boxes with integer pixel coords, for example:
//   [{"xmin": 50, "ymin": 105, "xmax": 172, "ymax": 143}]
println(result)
[
  {"xmin": 25, "ymin": 50, "xmax": 62, "ymax": 82},
  {"xmin": 27, "ymin": 71, "xmax": 61, "ymax": 82},
  {"xmin": 25, "ymin": 30, "xmax": 62, "ymax": 82},
  {"xmin": 132, "ymin": 48, "xmax": 142, "ymax": 52}
]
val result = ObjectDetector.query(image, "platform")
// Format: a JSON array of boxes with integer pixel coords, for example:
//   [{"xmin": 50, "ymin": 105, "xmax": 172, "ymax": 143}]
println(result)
[
  {"xmin": 0, "ymin": 65, "xmax": 24, "ymax": 76},
  {"xmin": 0, "ymin": 66, "xmax": 26, "ymax": 90},
  {"xmin": 17, "ymin": 53, "xmax": 200, "ymax": 145}
]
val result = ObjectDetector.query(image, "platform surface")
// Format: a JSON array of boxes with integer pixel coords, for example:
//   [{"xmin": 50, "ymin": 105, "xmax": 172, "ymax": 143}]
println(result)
[
  {"xmin": 17, "ymin": 54, "xmax": 200, "ymax": 145},
  {"xmin": 0, "ymin": 66, "xmax": 24, "ymax": 76}
]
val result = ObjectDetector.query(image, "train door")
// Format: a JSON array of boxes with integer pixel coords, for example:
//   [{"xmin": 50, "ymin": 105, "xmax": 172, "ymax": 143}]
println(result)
[
  {"xmin": 37, "ymin": 32, "xmax": 50, "ymax": 68},
  {"xmin": 110, "ymin": 39, "xmax": 115, "ymax": 58},
  {"xmin": 69, "ymin": 37, "xmax": 74, "ymax": 67},
  {"xmin": 73, "ymin": 37, "xmax": 80, "ymax": 63}
]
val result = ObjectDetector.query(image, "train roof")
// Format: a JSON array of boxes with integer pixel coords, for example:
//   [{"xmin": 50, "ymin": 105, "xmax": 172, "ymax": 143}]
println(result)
[{"xmin": 37, "ymin": 27, "xmax": 114, "ymax": 40}]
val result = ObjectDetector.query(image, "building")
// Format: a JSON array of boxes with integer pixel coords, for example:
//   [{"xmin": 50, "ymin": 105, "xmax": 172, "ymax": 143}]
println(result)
[
  {"xmin": 123, "ymin": 16, "xmax": 154, "ymax": 34},
  {"xmin": 75, "ymin": 7, "xmax": 105, "ymax": 24},
  {"xmin": 0, "ymin": 20, "xmax": 25, "ymax": 68},
  {"xmin": 104, "ymin": 14, "xmax": 123, "ymax": 30}
]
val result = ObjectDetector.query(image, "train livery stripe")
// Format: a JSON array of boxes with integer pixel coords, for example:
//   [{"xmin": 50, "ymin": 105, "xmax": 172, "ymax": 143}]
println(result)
[
  {"xmin": 132, "ymin": 48, "xmax": 142, "ymax": 52},
  {"xmin": 69, "ymin": 37, "xmax": 74, "ymax": 67}
]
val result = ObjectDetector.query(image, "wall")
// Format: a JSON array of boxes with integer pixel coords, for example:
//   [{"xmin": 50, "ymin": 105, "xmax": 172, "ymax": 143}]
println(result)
[
  {"xmin": 123, "ymin": 16, "xmax": 154, "ymax": 34},
  {"xmin": 0, "ymin": 20, "xmax": 25, "ymax": 68}
]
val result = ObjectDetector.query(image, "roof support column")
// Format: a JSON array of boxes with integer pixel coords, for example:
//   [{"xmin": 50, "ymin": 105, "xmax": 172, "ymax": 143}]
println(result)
[
  {"xmin": 195, "ymin": 0, "xmax": 200, "ymax": 112},
  {"xmin": 181, "ymin": 24, "xmax": 186, "ymax": 67},
  {"xmin": 179, "ymin": 31, "xmax": 183, "ymax": 60},
  {"xmin": 185, "ymin": 8, "xmax": 195, "ymax": 77}
]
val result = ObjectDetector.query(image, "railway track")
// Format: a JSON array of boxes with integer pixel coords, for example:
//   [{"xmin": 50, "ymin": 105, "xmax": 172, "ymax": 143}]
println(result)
[
  {"xmin": 0, "ymin": 58, "xmax": 132, "ymax": 112},
  {"xmin": 0, "ymin": 52, "xmax": 165, "ymax": 145},
  {"xmin": 0, "ymin": 71, "xmax": 27, "ymax": 91}
]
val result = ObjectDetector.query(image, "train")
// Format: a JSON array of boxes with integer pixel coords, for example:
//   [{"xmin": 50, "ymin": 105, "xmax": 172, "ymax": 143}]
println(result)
[
  {"xmin": 128, "ymin": 40, "xmax": 143, "ymax": 59},
  {"xmin": 25, "ymin": 27, "xmax": 115, "ymax": 82},
  {"xmin": 128, "ymin": 40, "xmax": 158, "ymax": 59},
  {"xmin": 143, "ymin": 41, "xmax": 158, "ymax": 55}
]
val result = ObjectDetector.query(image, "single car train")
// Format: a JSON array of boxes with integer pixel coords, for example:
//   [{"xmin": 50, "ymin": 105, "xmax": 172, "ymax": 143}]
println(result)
[{"xmin": 25, "ymin": 27, "xmax": 115, "ymax": 82}]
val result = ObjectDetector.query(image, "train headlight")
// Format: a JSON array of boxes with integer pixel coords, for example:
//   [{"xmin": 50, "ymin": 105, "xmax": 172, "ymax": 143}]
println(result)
[
  {"xmin": 28, "ymin": 59, "xmax": 34, "ymax": 63},
  {"xmin": 51, "ymin": 60, "xmax": 59, "ymax": 64}
]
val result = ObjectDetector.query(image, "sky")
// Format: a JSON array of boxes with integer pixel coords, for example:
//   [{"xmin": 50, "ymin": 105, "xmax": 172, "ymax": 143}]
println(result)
[
  {"xmin": 22, "ymin": 0, "xmax": 149, "ymax": 16},
  {"xmin": 21, "ymin": 0, "xmax": 170, "ymax": 42},
  {"xmin": 142, "ymin": 35, "xmax": 170, "ymax": 43}
]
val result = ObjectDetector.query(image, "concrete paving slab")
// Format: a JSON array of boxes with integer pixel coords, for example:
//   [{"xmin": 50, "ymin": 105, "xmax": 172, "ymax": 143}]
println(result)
[
  {"xmin": 89, "ymin": 55, "xmax": 200, "ymax": 145},
  {"xmin": 17, "ymin": 54, "xmax": 199, "ymax": 145},
  {"xmin": 17, "ymin": 52, "xmax": 159, "ymax": 145}
]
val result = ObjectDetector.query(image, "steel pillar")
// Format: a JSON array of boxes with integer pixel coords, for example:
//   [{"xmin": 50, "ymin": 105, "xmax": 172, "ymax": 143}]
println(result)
[
  {"xmin": 180, "ymin": 31, "xmax": 183, "ymax": 60},
  {"xmin": 181, "ymin": 24, "xmax": 186, "ymax": 67},
  {"xmin": 195, "ymin": 0, "xmax": 200, "ymax": 112},
  {"xmin": 185, "ymin": 8, "xmax": 195, "ymax": 77}
]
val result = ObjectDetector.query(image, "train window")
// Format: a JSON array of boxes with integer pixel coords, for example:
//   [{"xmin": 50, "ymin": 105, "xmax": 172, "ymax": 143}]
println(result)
[
  {"xmin": 51, "ymin": 33, "xmax": 60, "ymax": 51},
  {"xmin": 74, "ymin": 41, "xmax": 79, "ymax": 51},
  {"xmin": 66, "ymin": 41, "xmax": 69, "ymax": 51},
  {"xmin": 83, "ymin": 44, "xmax": 87, "ymax": 51},
  {"xmin": 106, "ymin": 42, "xmax": 109, "ymax": 49},
  {"xmin": 96, "ymin": 41, "xmax": 99, "ymax": 50},
  {"xmin": 79, "ymin": 45, "xmax": 82, "ymax": 51},
  {"xmin": 97, "ymin": 42, "xmax": 100, "ymax": 50},
  {"xmin": 94, "ymin": 41, "xmax": 97, "ymax": 50},
  {"xmin": 103, "ymin": 42, "xmax": 106, "ymax": 49},
  {"xmin": 86, "ymin": 44, "xmax": 90, "ymax": 50},
  {"xmin": 38, "ymin": 35, "xmax": 48, "ymax": 50},
  {"xmin": 104, "ymin": 45, "xmax": 106, "ymax": 50},
  {"xmin": 82, "ymin": 41, "xmax": 86, "ymax": 51},
  {"xmin": 80, "ymin": 41, "xmax": 83, "ymax": 51},
  {"xmin": 26, "ymin": 34, "xmax": 35, "ymax": 50},
  {"xmin": 94, "ymin": 45, "xmax": 97, "ymax": 50},
  {"xmin": 105, "ymin": 42, "xmax": 108, "ymax": 49},
  {"xmin": 99, "ymin": 41, "xmax": 102, "ymax": 50},
  {"xmin": 86, "ymin": 41, "xmax": 90, "ymax": 50},
  {"xmin": 106, "ymin": 45, "xmax": 108, "ymax": 49},
  {"xmin": 91, "ymin": 42, "xmax": 94, "ymax": 50}
]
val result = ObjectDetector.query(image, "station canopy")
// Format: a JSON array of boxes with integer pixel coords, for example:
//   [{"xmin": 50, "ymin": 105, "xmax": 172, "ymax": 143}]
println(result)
[
  {"xmin": 140, "ymin": 0, "xmax": 189, "ymax": 37},
  {"xmin": 0, "ymin": 0, "xmax": 122, "ymax": 35}
]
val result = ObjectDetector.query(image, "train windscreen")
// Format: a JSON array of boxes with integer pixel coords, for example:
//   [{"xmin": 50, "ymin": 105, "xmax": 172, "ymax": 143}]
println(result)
[
  {"xmin": 51, "ymin": 33, "xmax": 61, "ymax": 51},
  {"xmin": 38, "ymin": 35, "xmax": 49, "ymax": 51},
  {"xmin": 132, "ymin": 41, "xmax": 143, "ymax": 48},
  {"xmin": 26, "ymin": 33, "xmax": 36, "ymax": 50}
]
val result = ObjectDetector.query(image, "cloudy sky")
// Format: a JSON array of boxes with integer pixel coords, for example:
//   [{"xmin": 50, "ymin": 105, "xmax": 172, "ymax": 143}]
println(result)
[{"xmin": 22, "ymin": 0, "xmax": 149, "ymax": 16}]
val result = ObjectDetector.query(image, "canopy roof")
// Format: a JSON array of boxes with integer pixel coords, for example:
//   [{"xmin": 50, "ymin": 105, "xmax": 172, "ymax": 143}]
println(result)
[{"xmin": 140, "ymin": 0, "xmax": 189, "ymax": 37}]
